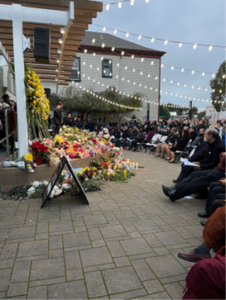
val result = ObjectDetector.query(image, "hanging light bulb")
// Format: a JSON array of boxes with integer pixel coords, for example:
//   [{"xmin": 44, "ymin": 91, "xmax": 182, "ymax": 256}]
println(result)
[
  {"xmin": 141, "ymin": 58, "xmax": 144, "ymax": 62},
  {"xmin": 92, "ymin": 39, "xmax": 95, "ymax": 44},
  {"xmin": 212, "ymin": 74, "xmax": 215, "ymax": 77},
  {"xmin": 138, "ymin": 35, "xmax": 142, "ymax": 40},
  {"xmin": 121, "ymin": 51, "xmax": 124, "ymax": 55},
  {"xmin": 118, "ymin": 1, "xmax": 122, "ymax": 8},
  {"xmin": 111, "ymin": 47, "xmax": 115, "ymax": 51},
  {"xmin": 131, "ymin": 0, "xmax": 135, "ymax": 5},
  {"xmin": 181, "ymin": 68, "xmax": 184, "ymax": 72},
  {"xmin": 114, "ymin": 29, "xmax": 117, "ymax": 34},
  {"xmin": 103, "ymin": 26, "xmax": 106, "ymax": 31},
  {"xmin": 192, "ymin": 70, "xmax": 195, "ymax": 74},
  {"xmin": 106, "ymin": 4, "xmax": 110, "ymax": 10},
  {"xmin": 193, "ymin": 44, "xmax": 197, "ymax": 49},
  {"xmin": 146, "ymin": 0, "xmax": 149, "ymax": 2},
  {"xmin": 171, "ymin": 66, "xmax": 174, "ymax": 70},
  {"xmin": 84, "ymin": 49, "xmax": 87, "ymax": 53},
  {"xmin": 58, "ymin": 38, "xmax": 63, "ymax": 44},
  {"xmin": 177, "ymin": 82, "xmax": 180, "ymax": 85},
  {"xmin": 131, "ymin": 54, "xmax": 134, "ymax": 58},
  {"xmin": 209, "ymin": 45, "xmax": 213, "ymax": 51},
  {"xmin": 148, "ymin": 74, "xmax": 150, "ymax": 77},
  {"xmin": 102, "ymin": 43, "xmax": 105, "ymax": 48},
  {"xmin": 179, "ymin": 42, "xmax": 182, "ymax": 47},
  {"xmin": 151, "ymin": 61, "xmax": 154, "ymax": 65},
  {"xmin": 101, "ymin": 57, "xmax": 104, "ymax": 60},
  {"xmin": 202, "ymin": 72, "xmax": 205, "ymax": 76},
  {"xmin": 219, "ymin": 90, "xmax": 222, "ymax": 93},
  {"xmin": 192, "ymin": 86, "xmax": 194, "ymax": 89},
  {"xmin": 133, "ymin": 69, "xmax": 135, "ymax": 72},
  {"xmin": 170, "ymin": 80, "xmax": 173, "ymax": 83},
  {"xmin": 164, "ymin": 40, "xmax": 168, "ymax": 45},
  {"xmin": 223, "ymin": 74, "xmax": 226, "ymax": 79},
  {"xmin": 151, "ymin": 37, "xmax": 155, "ymax": 43},
  {"xmin": 93, "ymin": 53, "xmax": 96, "ymax": 56},
  {"xmin": 163, "ymin": 78, "xmax": 165, "ymax": 81},
  {"xmin": 161, "ymin": 64, "xmax": 164, "ymax": 68}
]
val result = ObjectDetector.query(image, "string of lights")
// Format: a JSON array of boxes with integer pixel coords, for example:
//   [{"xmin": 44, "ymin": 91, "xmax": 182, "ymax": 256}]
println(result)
[
  {"xmin": 73, "ymin": 81, "xmax": 187, "ymax": 109},
  {"xmin": 71, "ymin": 70, "xmax": 207, "ymax": 108},
  {"xmin": 78, "ymin": 55, "xmax": 211, "ymax": 92},
  {"xmin": 93, "ymin": 23, "xmax": 226, "ymax": 50},
  {"xmin": 82, "ymin": 40, "xmax": 217, "ymax": 78}
]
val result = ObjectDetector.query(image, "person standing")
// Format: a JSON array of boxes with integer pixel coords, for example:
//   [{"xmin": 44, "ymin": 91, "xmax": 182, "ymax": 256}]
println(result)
[{"xmin": 53, "ymin": 101, "xmax": 63, "ymax": 134}]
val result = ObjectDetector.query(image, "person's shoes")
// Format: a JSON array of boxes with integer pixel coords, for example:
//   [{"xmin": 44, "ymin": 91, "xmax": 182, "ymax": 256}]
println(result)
[
  {"xmin": 194, "ymin": 194, "xmax": 208, "ymax": 200},
  {"xmin": 162, "ymin": 185, "xmax": 177, "ymax": 202},
  {"xmin": 178, "ymin": 249, "xmax": 211, "ymax": 263},
  {"xmin": 172, "ymin": 179, "xmax": 178, "ymax": 183},
  {"xmin": 200, "ymin": 220, "xmax": 206, "ymax": 226},
  {"xmin": 156, "ymin": 154, "xmax": 160, "ymax": 157},
  {"xmin": 198, "ymin": 212, "xmax": 209, "ymax": 218}
]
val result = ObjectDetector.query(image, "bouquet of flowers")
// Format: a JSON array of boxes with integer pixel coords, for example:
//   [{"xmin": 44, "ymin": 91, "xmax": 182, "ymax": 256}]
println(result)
[{"xmin": 29, "ymin": 140, "xmax": 51, "ymax": 165}]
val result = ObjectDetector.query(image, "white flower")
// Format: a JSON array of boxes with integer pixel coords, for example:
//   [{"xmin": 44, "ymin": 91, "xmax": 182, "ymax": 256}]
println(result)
[
  {"xmin": 32, "ymin": 181, "xmax": 40, "ymax": 188},
  {"xmin": 85, "ymin": 178, "xmax": 89, "ymax": 181},
  {"xmin": 27, "ymin": 186, "xmax": 35, "ymax": 196},
  {"xmin": 42, "ymin": 181, "xmax": 48, "ymax": 186}
]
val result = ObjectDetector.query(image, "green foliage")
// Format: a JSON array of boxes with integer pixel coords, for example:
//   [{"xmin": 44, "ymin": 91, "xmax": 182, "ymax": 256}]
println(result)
[
  {"xmin": 164, "ymin": 103, "xmax": 198, "ymax": 117},
  {"xmin": 210, "ymin": 61, "xmax": 226, "ymax": 112},
  {"xmin": 49, "ymin": 86, "xmax": 142, "ymax": 113},
  {"xmin": 161, "ymin": 106, "xmax": 171, "ymax": 119},
  {"xmin": 198, "ymin": 111, "xmax": 206, "ymax": 118}
]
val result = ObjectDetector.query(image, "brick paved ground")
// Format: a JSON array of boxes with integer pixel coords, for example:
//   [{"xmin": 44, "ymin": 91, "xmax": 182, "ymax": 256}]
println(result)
[{"xmin": 0, "ymin": 151, "xmax": 208, "ymax": 299}]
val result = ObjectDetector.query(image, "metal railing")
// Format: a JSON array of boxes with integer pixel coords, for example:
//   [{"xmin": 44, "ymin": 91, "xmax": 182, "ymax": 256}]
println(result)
[{"xmin": 0, "ymin": 109, "xmax": 18, "ymax": 166}]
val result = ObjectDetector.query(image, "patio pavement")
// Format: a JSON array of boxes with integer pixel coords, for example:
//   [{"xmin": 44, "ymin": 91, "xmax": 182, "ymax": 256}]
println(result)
[{"xmin": 0, "ymin": 150, "xmax": 208, "ymax": 299}]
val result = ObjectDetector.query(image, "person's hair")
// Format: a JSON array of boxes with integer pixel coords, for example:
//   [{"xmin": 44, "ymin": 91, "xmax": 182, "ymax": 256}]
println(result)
[
  {"xmin": 67, "ymin": 112, "xmax": 71, "ymax": 116},
  {"xmin": 178, "ymin": 128, "xmax": 183, "ymax": 136},
  {"xmin": 57, "ymin": 101, "xmax": 63, "ymax": 106},
  {"xmin": 171, "ymin": 127, "xmax": 177, "ymax": 132},
  {"xmin": 217, "ymin": 120, "xmax": 223, "ymax": 126},
  {"xmin": 2, "ymin": 94, "xmax": 9, "ymax": 101},
  {"xmin": 182, "ymin": 129, "xmax": 190, "ymax": 139},
  {"xmin": 207, "ymin": 129, "xmax": 219, "ymax": 139}
]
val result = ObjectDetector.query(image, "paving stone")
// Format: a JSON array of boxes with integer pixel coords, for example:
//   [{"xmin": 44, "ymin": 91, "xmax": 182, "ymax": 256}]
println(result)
[
  {"xmin": 8, "ymin": 226, "xmax": 35, "ymax": 239},
  {"xmin": 36, "ymin": 222, "xmax": 48, "ymax": 233},
  {"xmin": 49, "ymin": 235, "xmax": 63, "ymax": 249},
  {"xmin": 185, "ymin": 225, "xmax": 203, "ymax": 238},
  {"xmin": 146, "ymin": 255, "xmax": 187, "ymax": 278},
  {"xmin": 100, "ymin": 225, "xmax": 128, "ymax": 239},
  {"xmin": 38, "ymin": 211, "xmax": 60, "ymax": 221},
  {"xmin": 160, "ymin": 274, "xmax": 187, "ymax": 285},
  {"xmin": 48, "ymin": 281, "xmax": 87, "ymax": 299},
  {"xmin": 153, "ymin": 247, "xmax": 170, "ymax": 255},
  {"xmin": 99, "ymin": 202, "xmax": 119, "ymax": 211},
  {"xmin": 102, "ymin": 266, "xmax": 143, "ymax": 294},
  {"xmin": 64, "ymin": 251, "xmax": 81, "ymax": 270},
  {"xmin": 110, "ymin": 289, "xmax": 147, "ymax": 300},
  {"xmin": 85, "ymin": 271, "xmax": 107, "ymax": 298},
  {"xmin": 114, "ymin": 256, "xmax": 130, "ymax": 267},
  {"xmin": 63, "ymin": 232, "xmax": 91, "ymax": 248},
  {"xmin": 92, "ymin": 240, "xmax": 106, "ymax": 247},
  {"xmin": 87, "ymin": 228, "xmax": 103, "ymax": 241},
  {"xmin": 0, "ymin": 292, "xmax": 6, "ymax": 299},
  {"xmin": 83, "ymin": 215, "xmax": 108, "ymax": 226},
  {"xmin": 164, "ymin": 282, "xmax": 183, "ymax": 299},
  {"xmin": 133, "ymin": 292, "xmax": 171, "ymax": 299},
  {"xmin": 143, "ymin": 233, "xmax": 163, "ymax": 247},
  {"xmin": 35, "ymin": 233, "xmax": 48, "ymax": 240},
  {"xmin": 30, "ymin": 257, "xmax": 65, "ymax": 280},
  {"xmin": 0, "ymin": 242, "xmax": 18, "ymax": 259},
  {"xmin": 0, "ymin": 228, "xmax": 9, "ymax": 240},
  {"xmin": 0, "ymin": 268, "xmax": 11, "ymax": 292},
  {"xmin": 132, "ymin": 220, "xmax": 159, "ymax": 232},
  {"xmin": 7, "ymin": 282, "xmax": 28, "ymax": 297},
  {"xmin": 80, "ymin": 247, "xmax": 113, "ymax": 268},
  {"xmin": 66, "ymin": 269, "xmax": 83, "ymax": 281},
  {"xmin": 49, "ymin": 249, "xmax": 64, "ymax": 258},
  {"xmin": 0, "ymin": 259, "xmax": 14, "ymax": 268},
  {"xmin": 84, "ymin": 263, "xmax": 115, "ymax": 273},
  {"xmin": 49, "ymin": 220, "xmax": 74, "ymax": 233},
  {"xmin": 29, "ymin": 277, "xmax": 65, "ymax": 287},
  {"xmin": 27, "ymin": 286, "xmax": 47, "ymax": 299},
  {"xmin": 11, "ymin": 261, "xmax": 31, "ymax": 283},
  {"xmin": 106, "ymin": 241, "xmax": 126, "ymax": 257},
  {"xmin": 131, "ymin": 259, "xmax": 156, "ymax": 281},
  {"xmin": 120, "ymin": 238, "xmax": 152, "ymax": 256},
  {"xmin": 17, "ymin": 240, "xmax": 48, "ymax": 257},
  {"xmin": 154, "ymin": 231, "xmax": 186, "ymax": 246},
  {"xmin": 114, "ymin": 210, "xmax": 138, "ymax": 220},
  {"xmin": 143, "ymin": 279, "xmax": 165, "ymax": 294}
]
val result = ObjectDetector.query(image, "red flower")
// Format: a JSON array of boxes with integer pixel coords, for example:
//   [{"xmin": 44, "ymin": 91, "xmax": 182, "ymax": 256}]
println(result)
[
  {"xmin": 34, "ymin": 155, "xmax": 42, "ymax": 165},
  {"xmin": 79, "ymin": 149, "xmax": 84, "ymax": 153},
  {"xmin": 69, "ymin": 154, "xmax": 75, "ymax": 159}
]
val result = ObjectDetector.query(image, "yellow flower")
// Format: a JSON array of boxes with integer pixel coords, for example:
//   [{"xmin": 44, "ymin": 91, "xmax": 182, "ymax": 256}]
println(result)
[
  {"xmin": 55, "ymin": 136, "xmax": 63, "ymax": 144},
  {"xmin": 24, "ymin": 153, "xmax": 33, "ymax": 161}
]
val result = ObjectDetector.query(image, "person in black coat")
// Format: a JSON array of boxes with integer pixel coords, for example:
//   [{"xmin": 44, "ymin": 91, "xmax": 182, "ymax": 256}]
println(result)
[
  {"xmin": 63, "ymin": 113, "xmax": 73, "ymax": 127},
  {"xmin": 190, "ymin": 125, "xmax": 198, "ymax": 142},
  {"xmin": 165, "ymin": 129, "xmax": 190, "ymax": 163},
  {"xmin": 53, "ymin": 101, "xmax": 63, "ymax": 134},
  {"xmin": 121, "ymin": 127, "xmax": 131, "ymax": 148}
]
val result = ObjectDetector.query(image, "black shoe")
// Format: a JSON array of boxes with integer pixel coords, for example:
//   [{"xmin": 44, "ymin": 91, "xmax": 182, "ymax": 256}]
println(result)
[
  {"xmin": 198, "ymin": 212, "xmax": 209, "ymax": 218},
  {"xmin": 162, "ymin": 185, "xmax": 177, "ymax": 202},
  {"xmin": 172, "ymin": 179, "xmax": 178, "ymax": 183},
  {"xmin": 194, "ymin": 194, "xmax": 208, "ymax": 200},
  {"xmin": 200, "ymin": 221, "xmax": 206, "ymax": 226}
]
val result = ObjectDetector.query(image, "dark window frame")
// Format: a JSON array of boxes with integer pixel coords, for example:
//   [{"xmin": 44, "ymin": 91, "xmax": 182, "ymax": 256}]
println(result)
[
  {"xmin": 102, "ymin": 59, "xmax": 113, "ymax": 78},
  {"xmin": 70, "ymin": 57, "xmax": 81, "ymax": 82}
]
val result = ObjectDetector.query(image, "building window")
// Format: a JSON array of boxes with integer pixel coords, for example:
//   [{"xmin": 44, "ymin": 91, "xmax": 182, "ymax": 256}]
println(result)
[
  {"xmin": 70, "ymin": 57, "xmax": 81, "ymax": 81},
  {"xmin": 102, "ymin": 59, "xmax": 113, "ymax": 78}
]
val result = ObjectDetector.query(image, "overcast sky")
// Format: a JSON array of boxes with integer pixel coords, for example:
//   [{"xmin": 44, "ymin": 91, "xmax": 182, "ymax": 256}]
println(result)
[{"xmin": 88, "ymin": 0, "xmax": 225, "ymax": 112}]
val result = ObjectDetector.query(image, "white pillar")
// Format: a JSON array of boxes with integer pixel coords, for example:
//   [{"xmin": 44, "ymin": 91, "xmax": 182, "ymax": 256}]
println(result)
[{"xmin": 12, "ymin": 4, "xmax": 28, "ymax": 157}]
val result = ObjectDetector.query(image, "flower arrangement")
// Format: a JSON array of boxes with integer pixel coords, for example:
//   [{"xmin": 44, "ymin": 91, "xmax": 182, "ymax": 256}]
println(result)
[
  {"xmin": 29, "ymin": 140, "xmax": 51, "ymax": 165},
  {"xmin": 25, "ymin": 64, "xmax": 50, "ymax": 135},
  {"xmin": 24, "ymin": 153, "xmax": 35, "ymax": 172}
]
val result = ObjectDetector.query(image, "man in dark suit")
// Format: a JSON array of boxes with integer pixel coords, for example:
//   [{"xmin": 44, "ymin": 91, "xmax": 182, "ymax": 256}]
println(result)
[{"xmin": 53, "ymin": 101, "xmax": 63, "ymax": 134}]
